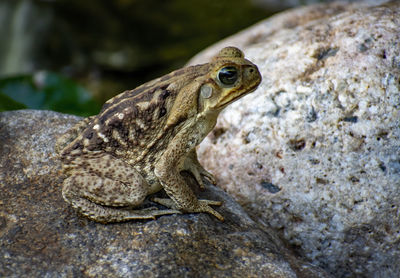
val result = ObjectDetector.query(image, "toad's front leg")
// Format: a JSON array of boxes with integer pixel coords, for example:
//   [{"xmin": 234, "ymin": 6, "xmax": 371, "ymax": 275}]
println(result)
[
  {"xmin": 183, "ymin": 149, "xmax": 216, "ymax": 190},
  {"xmin": 154, "ymin": 130, "xmax": 224, "ymax": 221}
]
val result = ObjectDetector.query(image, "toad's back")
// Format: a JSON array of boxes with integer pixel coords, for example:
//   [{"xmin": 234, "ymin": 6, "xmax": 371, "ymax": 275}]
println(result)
[{"xmin": 61, "ymin": 63, "xmax": 211, "ymax": 165}]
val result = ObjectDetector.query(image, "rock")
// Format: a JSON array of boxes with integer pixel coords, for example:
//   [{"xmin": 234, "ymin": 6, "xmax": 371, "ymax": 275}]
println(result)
[
  {"xmin": 0, "ymin": 110, "xmax": 329, "ymax": 277},
  {"xmin": 190, "ymin": 1, "xmax": 400, "ymax": 277}
]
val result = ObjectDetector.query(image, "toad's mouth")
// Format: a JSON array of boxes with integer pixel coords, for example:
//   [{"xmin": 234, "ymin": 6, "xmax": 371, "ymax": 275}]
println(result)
[{"xmin": 218, "ymin": 81, "xmax": 260, "ymax": 109}]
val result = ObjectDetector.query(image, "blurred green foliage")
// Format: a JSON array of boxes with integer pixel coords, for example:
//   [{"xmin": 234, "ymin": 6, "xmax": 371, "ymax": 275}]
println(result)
[
  {"xmin": 0, "ymin": 0, "xmax": 271, "ymax": 115},
  {"xmin": 0, "ymin": 92, "xmax": 27, "ymax": 111},
  {"xmin": 0, "ymin": 72, "xmax": 101, "ymax": 116}
]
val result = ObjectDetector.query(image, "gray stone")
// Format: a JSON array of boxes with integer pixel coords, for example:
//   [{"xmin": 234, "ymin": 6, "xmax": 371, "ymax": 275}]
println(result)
[
  {"xmin": 190, "ymin": 1, "xmax": 400, "ymax": 277},
  {"xmin": 0, "ymin": 110, "xmax": 329, "ymax": 277}
]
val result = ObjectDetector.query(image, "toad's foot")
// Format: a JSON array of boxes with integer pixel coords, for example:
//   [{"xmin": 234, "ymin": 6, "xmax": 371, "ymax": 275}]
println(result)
[
  {"xmin": 186, "ymin": 164, "xmax": 216, "ymax": 190},
  {"xmin": 66, "ymin": 194, "xmax": 181, "ymax": 223},
  {"xmin": 183, "ymin": 150, "xmax": 216, "ymax": 190},
  {"xmin": 152, "ymin": 197, "xmax": 224, "ymax": 221}
]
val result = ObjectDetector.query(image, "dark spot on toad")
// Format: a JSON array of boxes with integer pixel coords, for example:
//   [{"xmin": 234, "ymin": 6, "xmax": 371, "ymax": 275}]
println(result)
[
  {"xmin": 72, "ymin": 143, "xmax": 82, "ymax": 150},
  {"xmin": 159, "ymin": 107, "xmax": 167, "ymax": 118},
  {"xmin": 86, "ymin": 132, "xmax": 93, "ymax": 139},
  {"xmin": 160, "ymin": 89, "xmax": 171, "ymax": 100}
]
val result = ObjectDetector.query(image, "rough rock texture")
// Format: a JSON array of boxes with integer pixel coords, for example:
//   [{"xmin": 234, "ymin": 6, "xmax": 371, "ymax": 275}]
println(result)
[
  {"xmin": 190, "ymin": 2, "xmax": 400, "ymax": 277},
  {"xmin": 0, "ymin": 110, "xmax": 329, "ymax": 277}
]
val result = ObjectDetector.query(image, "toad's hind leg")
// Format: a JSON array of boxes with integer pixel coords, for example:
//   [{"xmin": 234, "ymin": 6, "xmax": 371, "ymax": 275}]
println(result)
[
  {"xmin": 63, "ymin": 188, "xmax": 181, "ymax": 223},
  {"xmin": 62, "ymin": 154, "xmax": 181, "ymax": 223}
]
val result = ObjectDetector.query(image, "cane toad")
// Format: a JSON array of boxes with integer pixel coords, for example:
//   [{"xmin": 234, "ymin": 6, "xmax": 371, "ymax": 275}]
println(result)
[{"xmin": 57, "ymin": 47, "xmax": 261, "ymax": 223}]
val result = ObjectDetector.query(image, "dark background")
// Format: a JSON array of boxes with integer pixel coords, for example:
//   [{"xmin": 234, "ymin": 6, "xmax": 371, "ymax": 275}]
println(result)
[{"xmin": 0, "ymin": 0, "xmax": 334, "ymax": 115}]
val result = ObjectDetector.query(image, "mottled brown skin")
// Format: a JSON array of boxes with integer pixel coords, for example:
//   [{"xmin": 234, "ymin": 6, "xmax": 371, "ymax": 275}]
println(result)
[{"xmin": 57, "ymin": 47, "xmax": 261, "ymax": 223}]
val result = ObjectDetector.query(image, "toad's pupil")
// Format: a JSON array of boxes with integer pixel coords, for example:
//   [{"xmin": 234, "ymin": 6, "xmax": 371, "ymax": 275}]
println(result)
[{"xmin": 218, "ymin": 66, "xmax": 238, "ymax": 86}]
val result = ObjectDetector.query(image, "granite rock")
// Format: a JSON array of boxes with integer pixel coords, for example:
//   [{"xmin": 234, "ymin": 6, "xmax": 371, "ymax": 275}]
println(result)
[
  {"xmin": 0, "ymin": 110, "xmax": 329, "ymax": 277},
  {"xmin": 190, "ymin": 2, "xmax": 400, "ymax": 277}
]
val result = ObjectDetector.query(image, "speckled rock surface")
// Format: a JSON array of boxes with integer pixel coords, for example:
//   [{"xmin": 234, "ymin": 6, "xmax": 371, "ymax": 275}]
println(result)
[
  {"xmin": 190, "ymin": 2, "xmax": 400, "ymax": 277},
  {"xmin": 0, "ymin": 110, "xmax": 330, "ymax": 277}
]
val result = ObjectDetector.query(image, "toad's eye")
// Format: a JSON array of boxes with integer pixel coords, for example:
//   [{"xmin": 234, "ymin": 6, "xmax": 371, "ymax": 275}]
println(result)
[{"xmin": 217, "ymin": 66, "xmax": 238, "ymax": 86}]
